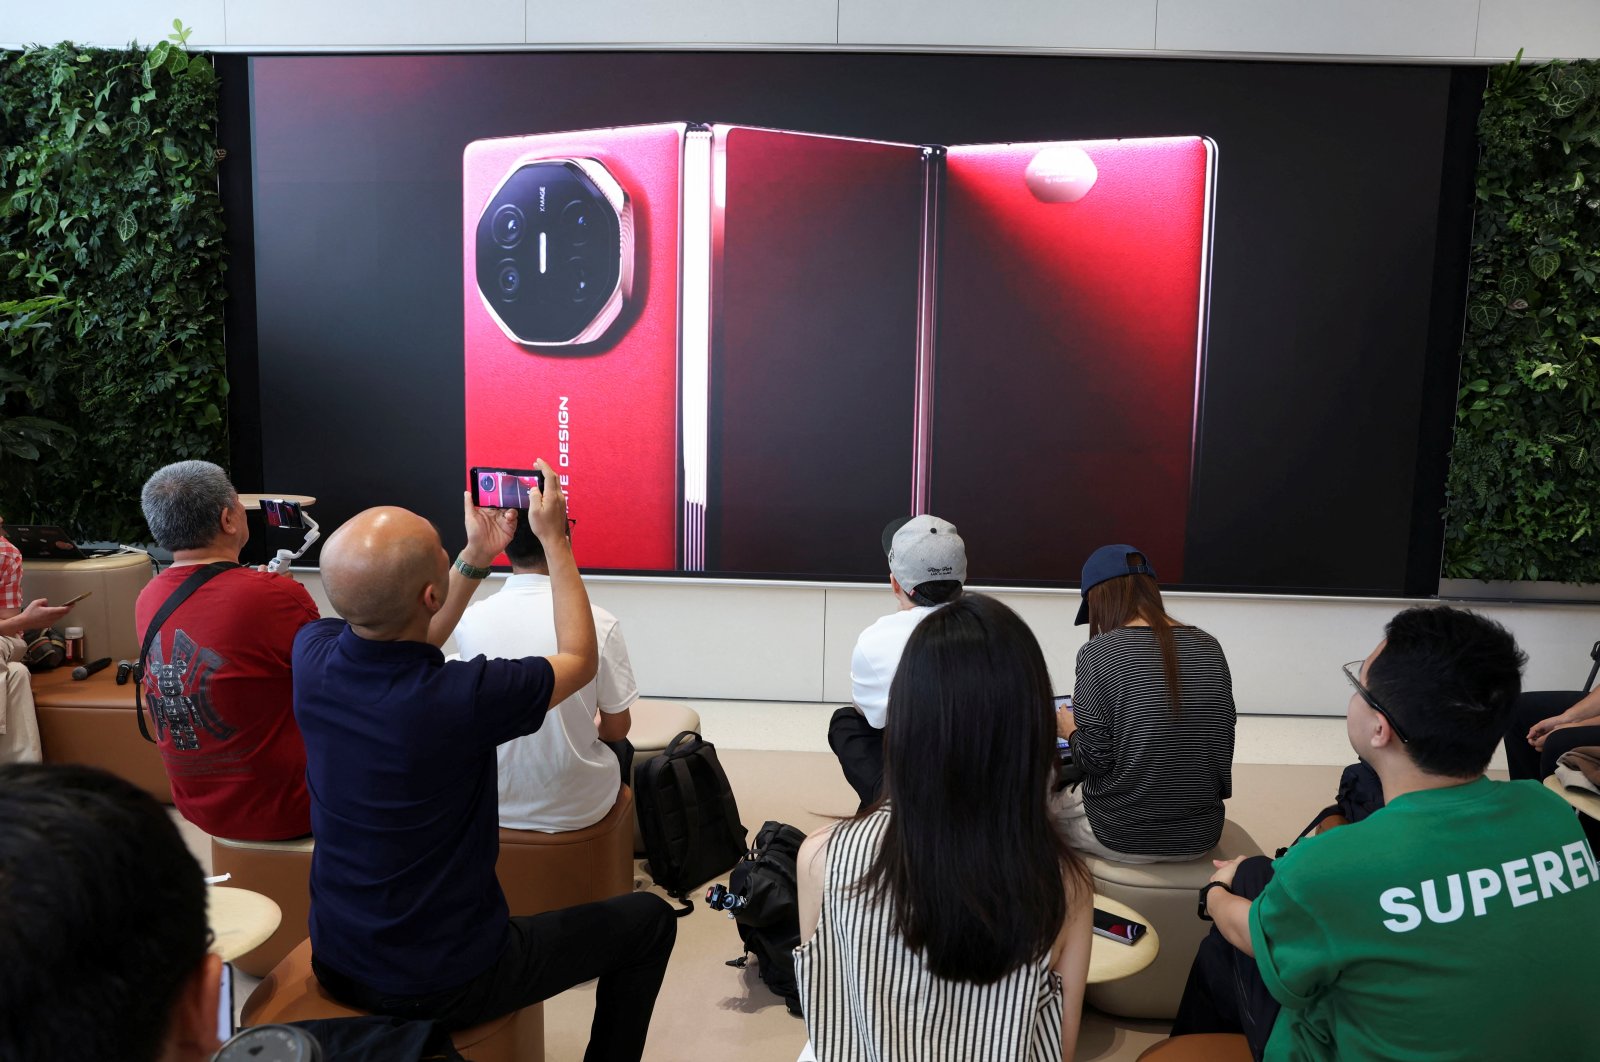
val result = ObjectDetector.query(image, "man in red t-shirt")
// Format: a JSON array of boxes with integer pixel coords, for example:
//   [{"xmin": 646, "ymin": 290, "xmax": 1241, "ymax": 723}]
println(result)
[{"xmin": 136, "ymin": 461, "xmax": 319, "ymax": 840}]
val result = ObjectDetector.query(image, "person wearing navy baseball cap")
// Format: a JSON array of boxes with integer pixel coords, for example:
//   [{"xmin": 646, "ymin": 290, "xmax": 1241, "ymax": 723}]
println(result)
[{"xmin": 1054, "ymin": 544, "xmax": 1237, "ymax": 862}]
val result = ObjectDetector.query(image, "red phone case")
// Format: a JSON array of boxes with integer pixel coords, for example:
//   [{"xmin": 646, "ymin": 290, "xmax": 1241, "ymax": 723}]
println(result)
[
  {"xmin": 928, "ymin": 137, "xmax": 1216, "ymax": 582},
  {"xmin": 463, "ymin": 124, "xmax": 687, "ymax": 570}
]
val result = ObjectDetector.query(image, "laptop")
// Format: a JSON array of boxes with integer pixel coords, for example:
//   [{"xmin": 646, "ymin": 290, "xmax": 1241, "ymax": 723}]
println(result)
[{"xmin": 3, "ymin": 525, "xmax": 89, "ymax": 561}]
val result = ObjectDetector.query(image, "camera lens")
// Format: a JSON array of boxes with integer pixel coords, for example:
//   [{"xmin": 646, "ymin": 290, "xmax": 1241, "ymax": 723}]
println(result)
[
  {"xmin": 496, "ymin": 260, "xmax": 522, "ymax": 300},
  {"xmin": 491, "ymin": 204, "xmax": 525, "ymax": 249},
  {"xmin": 567, "ymin": 258, "xmax": 589, "ymax": 303},
  {"xmin": 479, "ymin": 474, "xmax": 496, "ymax": 494},
  {"xmin": 560, "ymin": 200, "xmax": 591, "ymax": 245}
]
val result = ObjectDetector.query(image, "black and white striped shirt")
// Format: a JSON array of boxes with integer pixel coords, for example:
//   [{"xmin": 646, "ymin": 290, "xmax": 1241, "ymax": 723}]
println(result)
[
  {"xmin": 1072, "ymin": 625, "xmax": 1235, "ymax": 856},
  {"xmin": 794, "ymin": 807, "xmax": 1065, "ymax": 1061}
]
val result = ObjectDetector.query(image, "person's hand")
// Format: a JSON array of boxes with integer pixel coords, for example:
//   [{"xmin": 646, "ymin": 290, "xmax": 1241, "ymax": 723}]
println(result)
[
  {"xmin": 526, "ymin": 458, "xmax": 570, "ymax": 547},
  {"xmin": 1529, "ymin": 715, "xmax": 1581, "ymax": 752},
  {"xmin": 461, "ymin": 490, "xmax": 519, "ymax": 569},
  {"xmin": 1055, "ymin": 706, "xmax": 1077, "ymax": 740},
  {"xmin": 16, "ymin": 597, "xmax": 71, "ymax": 629},
  {"xmin": 1209, "ymin": 855, "xmax": 1247, "ymax": 889}
]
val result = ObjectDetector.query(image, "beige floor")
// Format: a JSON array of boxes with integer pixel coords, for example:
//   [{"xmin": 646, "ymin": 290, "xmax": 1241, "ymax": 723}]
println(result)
[{"xmin": 178, "ymin": 755, "xmax": 1353, "ymax": 1061}]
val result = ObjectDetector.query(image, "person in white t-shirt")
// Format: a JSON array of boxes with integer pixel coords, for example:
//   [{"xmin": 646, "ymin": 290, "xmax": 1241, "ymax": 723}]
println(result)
[
  {"xmin": 829, "ymin": 515, "xmax": 967, "ymax": 811},
  {"xmin": 454, "ymin": 511, "xmax": 637, "ymax": 832}
]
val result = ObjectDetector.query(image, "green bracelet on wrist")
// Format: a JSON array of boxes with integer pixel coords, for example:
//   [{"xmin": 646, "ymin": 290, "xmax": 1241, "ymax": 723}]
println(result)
[{"xmin": 453, "ymin": 554, "xmax": 491, "ymax": 580}]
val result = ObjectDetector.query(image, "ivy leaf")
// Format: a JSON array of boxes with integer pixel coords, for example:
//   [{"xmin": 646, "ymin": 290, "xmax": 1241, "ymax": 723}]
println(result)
[{"xmin": 1529, "ymin": 250, "xmax": 1561, "ymax": 279}]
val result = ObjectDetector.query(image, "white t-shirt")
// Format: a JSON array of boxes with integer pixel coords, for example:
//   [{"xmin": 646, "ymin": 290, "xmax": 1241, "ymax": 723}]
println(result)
[
  {"xmin": 849, "ymin": 605, "xmax": 940, "ymax": 729},
  {"xmin": 453, "ymin": 574, "xmax": 639, "ymax": 832}
]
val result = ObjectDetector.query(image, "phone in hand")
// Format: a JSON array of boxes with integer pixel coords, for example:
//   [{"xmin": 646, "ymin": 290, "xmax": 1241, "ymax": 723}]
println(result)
[
  {"xmin": 1092, "ymin": 907, "xmax": 1148, "ymax": 945},
  {"xmin": 470, "ymin": 466, "xmax": 545, "ymax": 510},
  {"xmin": 59, "ymin": 591, "xmax": 93, "ymax": 607}
]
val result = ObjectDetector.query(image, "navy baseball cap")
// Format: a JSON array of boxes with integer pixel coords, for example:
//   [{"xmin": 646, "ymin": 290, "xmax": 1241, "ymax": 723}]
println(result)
[{"xmin": 1074, "ymin": 544, "xmax": 1155, "ymax": 625}]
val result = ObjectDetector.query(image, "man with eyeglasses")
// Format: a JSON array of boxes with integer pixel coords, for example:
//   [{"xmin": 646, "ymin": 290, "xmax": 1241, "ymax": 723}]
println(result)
[{"xmin": 1169, "ymin": 606, "xmax": 1600, "ymax": 1061}]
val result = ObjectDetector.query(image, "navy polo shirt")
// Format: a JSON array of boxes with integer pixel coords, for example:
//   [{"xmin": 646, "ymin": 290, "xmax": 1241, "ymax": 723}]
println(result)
[{"xmin": 292, "ymin": 619, "xmax": 555, "ymax": 995}]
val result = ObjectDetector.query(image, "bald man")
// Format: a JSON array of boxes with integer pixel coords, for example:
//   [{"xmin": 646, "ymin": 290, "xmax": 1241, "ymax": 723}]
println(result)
[{"xmin": 291, "ymin": 461, "xmax": 677, "ymax": 1061}]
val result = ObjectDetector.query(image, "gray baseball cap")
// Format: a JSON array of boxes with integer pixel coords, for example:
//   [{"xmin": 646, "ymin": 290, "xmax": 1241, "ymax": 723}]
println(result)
[{"xmin": 882, "ymin": 515, "xmax": 968, "ymax": 593}]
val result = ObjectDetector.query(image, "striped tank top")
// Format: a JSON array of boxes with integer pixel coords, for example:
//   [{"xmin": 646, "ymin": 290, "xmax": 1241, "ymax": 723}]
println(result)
[{"xmin": 793, "ymin": 807, "xmax": 1064, "ymax": 1062}]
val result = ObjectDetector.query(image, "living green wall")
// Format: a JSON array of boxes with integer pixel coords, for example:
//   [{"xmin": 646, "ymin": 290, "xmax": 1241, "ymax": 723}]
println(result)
[
  {"xmin": 1445, "ymin": 58, "xmax": 1600, "ymax": 583},
  {"xmin": 0, "ymin": 31, "xmax": 226, "ymax": 543}
]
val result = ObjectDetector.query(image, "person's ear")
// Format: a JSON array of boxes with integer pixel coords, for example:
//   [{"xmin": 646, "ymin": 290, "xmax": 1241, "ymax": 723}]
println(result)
[
  {"xmin": 219, "ymin": 503, "xmax": 244, "ymax": 539},
  {"xmin": 166, "ymin": 952, "xmax": 224, "ymax": 1061},
  {"xmin": 422, "ymin": 574, "xmax": 448, "ymax": 616}
]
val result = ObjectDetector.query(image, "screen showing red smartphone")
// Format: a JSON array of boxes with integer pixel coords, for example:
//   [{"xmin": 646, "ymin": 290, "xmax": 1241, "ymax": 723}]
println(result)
[
  {"xmin": 928, "ymin": 136, "xmax": 1217, "ymax": 583},
  {"xmin": 464, "ymin": 124, "xmax": 688, "ymax": 571},
  {"xmin": 469, "ymin": 466, "xmax": 544, "ymax": 510}
]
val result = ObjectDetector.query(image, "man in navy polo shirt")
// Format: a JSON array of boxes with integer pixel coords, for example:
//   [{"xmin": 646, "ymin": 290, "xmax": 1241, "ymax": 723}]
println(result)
[{"xmin": 293, "ymin": 459, "xmax": 676, "ymax": 1061}]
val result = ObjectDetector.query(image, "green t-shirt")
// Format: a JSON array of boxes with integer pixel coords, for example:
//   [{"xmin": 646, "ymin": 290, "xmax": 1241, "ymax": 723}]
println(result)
[{"xmin": 1249, "ymin": 777, "xmax": 1600, "ymax": 1061}]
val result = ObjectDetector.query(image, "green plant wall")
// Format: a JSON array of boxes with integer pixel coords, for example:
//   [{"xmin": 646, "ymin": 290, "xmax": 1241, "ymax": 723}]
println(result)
[
  {"xmin": 1446, "ymin": 58, "xmax": 1600, "ymax": 583},
  {"xmin": 0, "ymin": 32, "xmax": 227, "ymax": 543}
]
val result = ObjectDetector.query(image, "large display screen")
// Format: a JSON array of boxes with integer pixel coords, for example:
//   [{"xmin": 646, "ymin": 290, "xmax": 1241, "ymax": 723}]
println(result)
[{"xmin": 237, "ymin": 53, "xmax": 1479, "ymax": 594}]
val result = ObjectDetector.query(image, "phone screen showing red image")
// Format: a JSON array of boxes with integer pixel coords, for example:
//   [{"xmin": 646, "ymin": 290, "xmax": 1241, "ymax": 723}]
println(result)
[{"xmin": 928, "ymin": 137, "xmax": 1216, "ymax": 583}]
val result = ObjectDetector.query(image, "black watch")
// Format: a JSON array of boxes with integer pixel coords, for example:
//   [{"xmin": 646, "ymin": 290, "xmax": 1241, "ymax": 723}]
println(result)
[{"xmin": 1198, "ymin": 880, "xmax": 1233, "ymax": 922}]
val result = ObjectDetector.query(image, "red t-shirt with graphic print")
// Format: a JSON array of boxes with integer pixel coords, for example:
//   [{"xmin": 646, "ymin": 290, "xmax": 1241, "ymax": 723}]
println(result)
[{"xmin": 135, "ymin": 565, "xmax": 319, "ymax": 840}]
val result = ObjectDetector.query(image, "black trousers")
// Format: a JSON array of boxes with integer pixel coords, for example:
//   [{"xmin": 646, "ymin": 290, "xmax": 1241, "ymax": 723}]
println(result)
[
  {"xmin": 1503, "ymin": 690, "xmax": 1600, "ymax": 779},
  {"xmin": 312, "ymin": 892, "xmax": 677, "ymax": 1062},
  {"xmin": 828, "ymin": 705, "xmax": 884, "ymax": 813},
  {"xmin": 1170, "ymin": 855, "xmax": 1281, "ymax": 1062}
]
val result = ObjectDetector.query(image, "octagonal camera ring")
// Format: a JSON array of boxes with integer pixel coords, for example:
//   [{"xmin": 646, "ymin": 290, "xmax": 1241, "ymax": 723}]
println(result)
[{"xmin": 475, "ymin": 156, "xmax": 635, "ymax": 348}]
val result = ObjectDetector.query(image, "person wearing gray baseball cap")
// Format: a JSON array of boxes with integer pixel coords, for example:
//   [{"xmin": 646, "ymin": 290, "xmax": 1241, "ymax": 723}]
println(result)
[
  {"xmin": 828, "ymin": 515, "xmax": 968, "ymax": 811},
  {"xmin": 1053, "ymin": 543, "xmax": 1236, "ymax": 862}
]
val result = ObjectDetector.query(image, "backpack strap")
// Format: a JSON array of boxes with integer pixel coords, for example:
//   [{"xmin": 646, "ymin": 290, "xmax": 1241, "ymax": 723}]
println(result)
[
  {"xmin": 135, "ymin": 562, "xmax": 240, "ymax": 744},
  {"xmin": 664, "ymin": 749, "xmax": 702, "ymax": 917}
]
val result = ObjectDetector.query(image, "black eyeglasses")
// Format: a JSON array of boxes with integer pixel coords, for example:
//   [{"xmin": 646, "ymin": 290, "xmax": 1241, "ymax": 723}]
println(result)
[{"xmin": 1342, "ymin": 660, "xmax": 1409, "ymax": 744}]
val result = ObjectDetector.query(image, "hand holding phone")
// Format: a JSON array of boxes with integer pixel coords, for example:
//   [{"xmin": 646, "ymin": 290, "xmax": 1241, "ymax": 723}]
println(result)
[
  {"xmin": 524, "ymin": 457, "xmax": 570, "ymax": 547},
  {"xmin": 59, "ymin": 591, "xmax": 92, "ymax": 608}
]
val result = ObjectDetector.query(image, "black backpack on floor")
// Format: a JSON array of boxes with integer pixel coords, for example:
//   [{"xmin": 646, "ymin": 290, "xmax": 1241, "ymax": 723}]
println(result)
[
  {"xmin": 712, "ymin": 820, "xmax": 807, "ymax": 1017},
  {"xmin": 635, "ymin": 730, "xmax": 747, "ymax": 914}
]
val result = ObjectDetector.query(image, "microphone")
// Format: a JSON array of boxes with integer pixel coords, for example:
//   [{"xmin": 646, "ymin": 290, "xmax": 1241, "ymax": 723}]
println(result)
[{"xmin": 72, "ymin": 656, "xmax": 113, "ymax": 681}]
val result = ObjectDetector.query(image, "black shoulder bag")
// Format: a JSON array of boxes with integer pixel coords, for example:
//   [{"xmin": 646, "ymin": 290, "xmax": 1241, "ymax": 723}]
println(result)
[{"xmin": 134, "ymin": 561, "xmax": 239, "ymax": 744}]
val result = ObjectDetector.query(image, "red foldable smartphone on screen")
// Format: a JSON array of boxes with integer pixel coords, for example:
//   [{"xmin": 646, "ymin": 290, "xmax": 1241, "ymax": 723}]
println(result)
[
  {"xmin": 466, "ymin": 127, "xmax": 1215, "ymax": 579},
  {"xmin": 463, "ymin": 124, "xmax": 687, "ymax": 571}
]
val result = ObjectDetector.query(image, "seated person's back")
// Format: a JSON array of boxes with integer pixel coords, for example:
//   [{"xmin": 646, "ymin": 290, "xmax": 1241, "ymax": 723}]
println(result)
[
  {"xmin": 137, "ymin": 460, "xmax": 319, "ymax": 840},
  {"xmin": 797, "ymin": 594, "xmax": 1094, "ymax": 1061},
  {"xmin": 1178, "ymin": 605, "xmax": 1600, "ymax": 1062},
  {"xmin": 293, "ymin": 473, "xmax": 675, "ymax": 1060},
  {"xmin": 1057, "ymin": 544, "xmax": 1235, "ymax": 861},
  {"xmin": 453, "ymin": 511, "xmax": 635, "ymax": 831},
  {"xmin": 1260, "ymin": 772, "xmax": 1599, "ymax": 1059}
]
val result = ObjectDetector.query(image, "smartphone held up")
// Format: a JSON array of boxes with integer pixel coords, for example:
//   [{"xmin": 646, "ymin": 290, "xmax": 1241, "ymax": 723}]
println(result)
[{"xmin": 470, "ymin": 466, "xmax": 545, "ymax": 510}]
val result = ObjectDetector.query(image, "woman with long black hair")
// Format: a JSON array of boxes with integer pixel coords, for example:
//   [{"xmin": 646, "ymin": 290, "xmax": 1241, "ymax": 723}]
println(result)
[
  {"xmin": 1054, "ymin": 544, "xmax": 1236, "ymax": 862},
  {"xmin": 794, "ymin": 594, "xmax": 1093, "ymax": 1061}
]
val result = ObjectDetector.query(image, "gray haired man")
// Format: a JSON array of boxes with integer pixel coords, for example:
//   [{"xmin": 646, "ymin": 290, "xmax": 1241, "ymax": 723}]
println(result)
[{"xmin": 135, "ymin": 460, "xmax": 320, "ymax": 840}]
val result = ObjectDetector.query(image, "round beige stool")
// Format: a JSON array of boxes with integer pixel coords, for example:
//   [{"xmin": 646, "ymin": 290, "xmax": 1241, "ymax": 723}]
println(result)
[
  {"xmin": 1088, "ymin": 894, "xmax": 1160, "ymax": 984},
  {"xmin": 241, "ymin": 938, "xmax": 543, "ymax": 1062},
  {"xmin": 210, "ymin": 834, "xmax": 314, "ymax": 978},
  {"xmin": 628, "ymin": 700, "xmax": 702, "ymax": 854},
  {"xmin": 1545, "ymin": 773, "xmax": 1600, "ymax": 820},
  {"xmin": 1084, "ymin": 818, "xmax": 1262, "ymax": 1020},
  {"xmin": 207, "ymin": 887, "xmax": 282, "ymax": 963}
]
